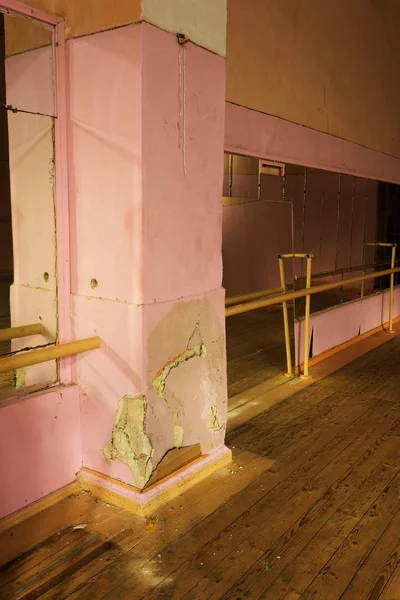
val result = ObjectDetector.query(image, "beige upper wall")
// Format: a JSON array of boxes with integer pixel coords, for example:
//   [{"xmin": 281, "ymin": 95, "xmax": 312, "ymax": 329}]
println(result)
[
  {"xmin": 142, "ymin": 0, "xmax": 227, "ymax": 56},
  {"xmin": 9, "ymin": 0, "xmax": 226, "ymax": 55},
  {"xmin": 13, "ymin": 0, "xmax": 142, "ymax": 38},
  {"xmin": 226, "ymin": 0, "xmax": 400, "ymax": 157}
]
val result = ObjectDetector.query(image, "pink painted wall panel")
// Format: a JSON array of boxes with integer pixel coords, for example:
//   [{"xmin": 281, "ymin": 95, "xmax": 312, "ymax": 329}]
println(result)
[
  {"xmin": 365, "ymin": 180, "xmax": 378, "ymax": 244},
  {"xmin": 0, "ymin": 386, "xmax": 81, "ymax": 519},
  {"xmin": 351, "ymin": 178, "xmax": 369, "ymax": 268},
  {"xmin": 318, "ymin": 173, "xmax": 339, "ymax": 273},
  {"xmin": 295, "ymin": 287, "xmax": 400, "ymax": 365},
  {"xmin": 142, "ymin": 24, "xmax": 226, "ymax": 302},
  {"xmin": 68, "ymin": 25, "xmax": 143, "ymax": 304},
  {"xmin": 223, "ymin": 200, "xmax": 292, "ymax": 296},
  {"xmin": 71, "ymin": 294, "xmax": 144, "ymax": 483},
  {"xmin": 336, "ymin": 175, "xmax": 353, "ymax": 270},
  {"xmin": 225, "ymin": 103, "xmax": 400, "ymax": 185},
  {"xmin": 231, "ymin": 174, "xmax": 258, "ymax": 199},
  {"xmin": 285, "ymin": 172, "xmax": 303, "ymax": 254},
  {"xmin": 5, "ymin": 45, "xmax": 55, "ymax": 117},
  {"xmin": 303, "ymin": 173, "xmax": 325, "ymax": 273}
]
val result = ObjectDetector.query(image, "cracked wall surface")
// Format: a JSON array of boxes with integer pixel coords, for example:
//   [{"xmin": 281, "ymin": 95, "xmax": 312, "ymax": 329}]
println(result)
[
  {"xmin": 103, "ymin": 395, "xmax": 154, "ymax": 488},
  {"xmin": 145, "ymin": 293, "xmax": 227, "ymax": 466},
  {"xmin": 104, "ymin": 294, "xmax": 227, "ymax": 488},
  {"xmin": 152, "ymin": 322, "xmax": 207, "ymax": 450}
]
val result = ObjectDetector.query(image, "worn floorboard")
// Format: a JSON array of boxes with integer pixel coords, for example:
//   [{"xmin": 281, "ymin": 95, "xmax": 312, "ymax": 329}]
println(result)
[{"xmin": 1, "ymin": 337, "xmax": 400, "ymax": 599}]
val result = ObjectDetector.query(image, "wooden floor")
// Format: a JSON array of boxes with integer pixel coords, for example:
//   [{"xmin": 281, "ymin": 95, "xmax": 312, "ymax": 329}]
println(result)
[
  {"xmin": 2, "ymin": 336, "xmax": 400, "ymax": 599},
  {"xmin": 226, "ymin": 289, "xmax": 358, "ymax": 398}
]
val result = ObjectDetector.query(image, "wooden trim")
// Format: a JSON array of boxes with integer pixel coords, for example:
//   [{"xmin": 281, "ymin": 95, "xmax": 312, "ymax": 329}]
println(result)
[
  {"xmin": 0, "ymin": 481, "xmax": 78, "ymax": 534},
  {"xmin": 0, "ymin": 0, "xmax": 62, "ymax": 24},
  {"xmin": 78, "ymin": 448, "xmax": 232, "ymax": 516},
  {"xmin": 54, "ymin": 19, "xmax": 73, "ymax": 384}
]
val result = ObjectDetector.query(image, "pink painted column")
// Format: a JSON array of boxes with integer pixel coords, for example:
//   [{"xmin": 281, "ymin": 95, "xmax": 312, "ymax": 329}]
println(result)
[{"xmin": 69, "ymin": 21, "xmax": 227, "ymax": 489}]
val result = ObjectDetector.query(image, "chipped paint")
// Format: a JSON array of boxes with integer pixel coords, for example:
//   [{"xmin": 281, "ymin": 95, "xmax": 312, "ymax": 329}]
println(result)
[
  {"xmin": 151, "ymin": 322, "xmax": 207, "ymax": 450},
  {"xmin": 15, "ymin": 368, "xmax": 26, "ymax": 389},
  {"xmin": 174, "ymin": 424, "xmax": 184, "ymax": 447},
  {"xmin": 153, "ymin": 344, "xmax": 207, "ymax": 397},
  {"xmin": 209, "ymin": 404, "xmax": 223, "ymax": 431},
  {"xmin": 103, "ymin": 395, "xmax": 154, "ymax": 487}
]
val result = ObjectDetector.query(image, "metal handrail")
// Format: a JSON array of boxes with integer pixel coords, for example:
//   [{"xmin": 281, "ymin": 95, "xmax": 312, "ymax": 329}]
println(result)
[{"xmin": 0, "ymin": 336, "xmax": 102, "ymax": 373}]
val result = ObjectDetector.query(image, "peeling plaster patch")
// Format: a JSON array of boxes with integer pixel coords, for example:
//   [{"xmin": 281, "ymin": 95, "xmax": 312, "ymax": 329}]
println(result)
[
  {"xmin": 153, "ymin": 343, "xmax": 207, "ymax": 397},
  {"xmin": 209, "ymin": 404, "xmax": 223, "ymax": 432},
  {"xmin": 151, "ymin": 323, "xmax": 207, "ymax": 449},
  {"xmin": 15, "ymin": 368, "xmax": 26, "ymax": 389},
  {"xmin": 174, "ymin": 424, "xmax": 184, "ymax": 447},
  {"xmin": 103, "ymin": 395, "xmax": 154, "ymax": 487}
]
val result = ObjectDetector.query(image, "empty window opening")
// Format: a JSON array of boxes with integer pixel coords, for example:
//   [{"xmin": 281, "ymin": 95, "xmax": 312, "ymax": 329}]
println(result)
[
  {"xmin": 0, "ymin": 11, "xmax": 58, "ymax": 398},
  {"xmin": 223, "ymin": 152, "xmax": 399, "ymax": 403}
]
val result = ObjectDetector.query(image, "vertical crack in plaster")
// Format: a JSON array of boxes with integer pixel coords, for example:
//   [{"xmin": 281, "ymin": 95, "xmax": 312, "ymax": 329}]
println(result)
[
  {"xmin": 152, "ymin": 322, "xmax": 207, "ymax": 447},
  {"xmin": 103, "ymin": 324, "xmax": 210, "ymax": 482},
  {"xmin": 103, "ymin": 395, "xmax": 154, "ymax": 488}
]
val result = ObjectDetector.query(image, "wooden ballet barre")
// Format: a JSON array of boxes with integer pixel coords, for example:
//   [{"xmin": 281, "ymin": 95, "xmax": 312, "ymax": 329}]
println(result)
[
  {"xmin": 225, "ymin": 266, "xmax": 400, "ymax": 318},
  {"xmin": 225, "ymin": 286, "xmax": 282, "ymax": 307},
  {"xmin": 0, "ymin": 336, "xmax": 102, "ymax": 373},
  {"xmin": 0, "ymin": 323, "xmax": 43, "ymax": 343}
]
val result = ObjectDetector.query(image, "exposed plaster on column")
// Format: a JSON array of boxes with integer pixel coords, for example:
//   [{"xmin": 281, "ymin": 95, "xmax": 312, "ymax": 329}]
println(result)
[
  {"xmin": 209, "ymin": 404, "xmax": 223, "ymax": 432},
  {"xmin": 152, "ymin": 322, "xmax": 207, "ymax": 448},
  {"xmin": 152, "ymin": 324, "xmax": 207, "ymax": 397},
  {"xmin": 104, "ymin": 322, "xmax": 210, "ymax": 483},
  {"xmin": 103, "ymin": 395, "xmax": 154, "ymax": 487}
]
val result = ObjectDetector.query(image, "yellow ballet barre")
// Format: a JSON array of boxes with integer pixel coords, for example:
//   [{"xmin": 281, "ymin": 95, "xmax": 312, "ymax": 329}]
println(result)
[
  {"xmin": 364, "ymin": 242, "xmax": 395, "ymax": 247},
  {"xmin": 226, "ymin": 265, "xmax": 400, "ymax": 317},
  {"xmin": 361, "ymin": 242, "xmax": 397, "ymax": 301},
  {"xmin": 279, "ymin": 253, "xmax": 314, "ymax": 259},
  {"xmin": 0, "ymin": 323, "xmax": 43, "ymax": 343},
  {"xmin": 0, "ymin": 336, "xmax": 102, "ymax": 373},
  {"xmin": 225, "ymin": 286, "xmax": 282, "ymax": 307}
]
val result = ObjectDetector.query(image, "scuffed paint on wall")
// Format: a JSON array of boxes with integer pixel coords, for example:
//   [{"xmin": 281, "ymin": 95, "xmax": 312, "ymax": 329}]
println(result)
[{"xmin": 103, "ymin": 395, "xmax": 154, "ymax": 487}]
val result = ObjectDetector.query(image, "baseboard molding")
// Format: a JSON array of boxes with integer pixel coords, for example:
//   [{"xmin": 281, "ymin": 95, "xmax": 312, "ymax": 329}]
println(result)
[
  {"xmin": 77, "ymin": 445, "xmax": 232, "ymax": 516},
  {"xmin": 0, "ymin": 481, "xmax": 79, "ymax": 534}
]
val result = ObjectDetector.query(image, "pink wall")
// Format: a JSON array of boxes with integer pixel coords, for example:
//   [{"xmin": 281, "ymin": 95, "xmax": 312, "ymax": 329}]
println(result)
[
  {"xmin": 225, "ymin": 103, "xmax": 400, "ymax": 184},
  {"xmin": 69, "ymin": 23, "xmax": 227, "ymax": 488},
  {"xmin": 295, "ymin": 286, "xmax": 400, "ymax": 366},
  {"xmin": 223, "ymin": 199, "xmax": 292, "ymax": 296},
  {"xmin": 222, "ymin": 170, "xmax": 378, "ymax": 297},
  {"xmin": 142, "ymin": 24, "xmax": 225, "ymax": 302},
  {"xmin": 0, "ymin": 385, "xmax": 81, "ymax": 519},
  {"xmin": 222, "ymin": 103, "xmax": 398, "ymax": 298}
]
